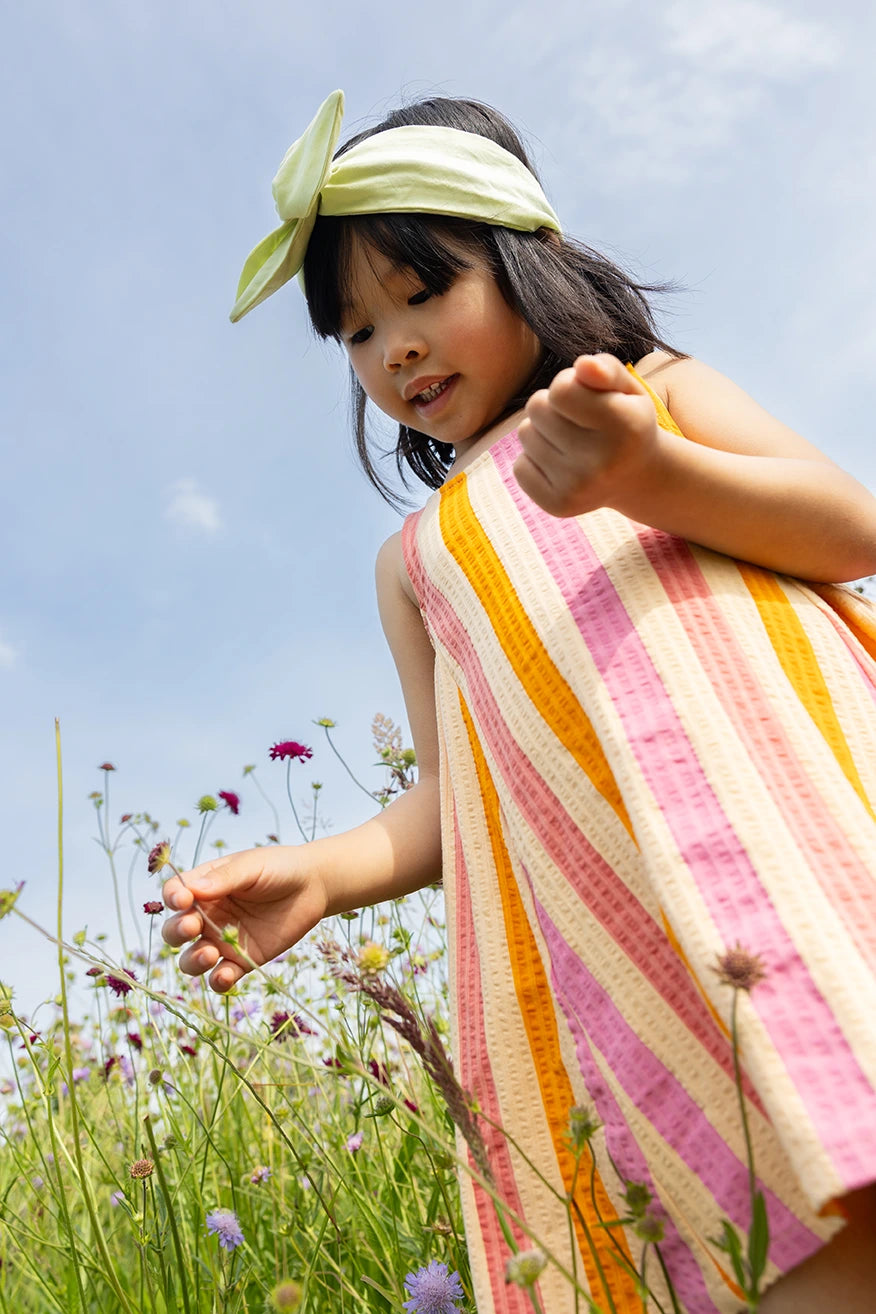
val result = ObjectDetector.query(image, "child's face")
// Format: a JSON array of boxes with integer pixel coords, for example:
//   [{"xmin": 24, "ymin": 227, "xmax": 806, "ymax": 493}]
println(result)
[{"xmin": 340, "ymin": 236, "xmax": 542, "ymax": 451}]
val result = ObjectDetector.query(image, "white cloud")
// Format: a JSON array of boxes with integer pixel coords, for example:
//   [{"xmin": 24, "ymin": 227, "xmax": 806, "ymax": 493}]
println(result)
[
  {"xmin": 0, "ymin": 637, "xmax": 18, "ymax": 669},
  {"xmin": 164, "ymin": 479, "xmax": 222, "ymax": 534},
  {"xmin": 663, "ymin": 0, "xmax": 841, "ymax": 77}
]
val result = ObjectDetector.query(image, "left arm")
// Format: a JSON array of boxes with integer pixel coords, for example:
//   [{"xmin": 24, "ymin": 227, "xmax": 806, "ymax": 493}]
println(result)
[{"xmin": 514, "ymin": 353, "xmax": 876, "ymax": 582}]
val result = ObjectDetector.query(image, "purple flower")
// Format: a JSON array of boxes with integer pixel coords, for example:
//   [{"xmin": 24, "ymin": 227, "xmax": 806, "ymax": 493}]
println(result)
[
  {"xmin": 110, "ymin": 1190, "xmax": 125, "ymax": 1207},
  {"xmin": 218, "ymin": 790, "xmax": 240, "ymax": 815},
  {"xmin": 270, "ymin": 1011, "xmax": 316, "ymax": 1042},
  {"xmin": 345, "ymin": 1131, "xmax": 363, "ymax": 1153},
  {"xmin": 206, "ymin": 1208, "xmax": 245, "ymax": 1251},
  {"xmin": 143, "ymin": 900, "xmax": 164, "ymax": 915},
  {"xmin": 250, "ymin": 1165, "xmax": 271, "ymax": 1184},
  {"xmin": 268, "ymin": 740, "xmax": 313, "ymax": 763},
  {"xmin": 106, "ymin": 971, "xmax": 136, "ymax": 998},
  {"xmin": 403, "ymin": 1260, "xmax": 464, "ymax": 1313}
]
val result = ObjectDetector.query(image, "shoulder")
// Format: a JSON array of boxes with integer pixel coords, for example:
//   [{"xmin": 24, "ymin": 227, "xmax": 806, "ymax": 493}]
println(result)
[
  {"xmin": 633, "ymin": 351, "xmax": 834, "ymax": 463},
  {"xmin": 376, "ymin": 530, "xmax": 419, "ymax": 606}
]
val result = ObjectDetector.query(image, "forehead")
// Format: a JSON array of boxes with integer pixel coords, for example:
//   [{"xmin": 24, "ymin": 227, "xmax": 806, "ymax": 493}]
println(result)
[{"xmin": 340, "ymin": 237, "xmax": 416, "ymax": 317}]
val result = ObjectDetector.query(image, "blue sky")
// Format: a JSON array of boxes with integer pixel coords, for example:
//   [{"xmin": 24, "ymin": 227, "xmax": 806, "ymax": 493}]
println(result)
[{"xmin": 2, "ymin": 0, "xmax": 874, "ymax": 1015}]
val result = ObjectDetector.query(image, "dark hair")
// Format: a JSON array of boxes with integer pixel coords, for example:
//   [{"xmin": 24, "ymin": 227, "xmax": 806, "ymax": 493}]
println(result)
[{"xmin": 303, "ymin": 96, "xmax": 680, "ymax": 508}]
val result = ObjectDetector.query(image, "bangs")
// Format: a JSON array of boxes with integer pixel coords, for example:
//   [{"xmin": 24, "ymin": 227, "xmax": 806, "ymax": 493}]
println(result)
[{"xmin": 303, "ymin": 213, "xmax": 487, "ymax": 340}]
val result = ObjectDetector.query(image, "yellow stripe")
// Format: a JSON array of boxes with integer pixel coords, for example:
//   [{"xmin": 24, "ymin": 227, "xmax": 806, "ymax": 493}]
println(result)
[
  {"xmin": 627, "ymin": 364, "xmax": 684, "ymax": 437},
  {"xmin": 459, "ymin": 693, "xmax": 642, "ymax": 1311},
  {"xmin": 439, "ymin": 477, "xmax": 634, "ymax": 839},
  {"xmin": 739, "ymin": 564, "xmax": 873, "ymax": 817}
]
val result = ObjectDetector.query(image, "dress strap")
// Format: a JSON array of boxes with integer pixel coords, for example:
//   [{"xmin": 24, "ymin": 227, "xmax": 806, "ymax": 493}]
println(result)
[{"xmin": 626, "ymin": 363, "xmax": 685, "ymax": 438}]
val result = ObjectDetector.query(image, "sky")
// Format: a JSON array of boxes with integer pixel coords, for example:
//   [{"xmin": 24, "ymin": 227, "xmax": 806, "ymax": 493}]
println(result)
[{"xmin": 2, "ymin": 0, "xmax": 875, "ymax": 1016}]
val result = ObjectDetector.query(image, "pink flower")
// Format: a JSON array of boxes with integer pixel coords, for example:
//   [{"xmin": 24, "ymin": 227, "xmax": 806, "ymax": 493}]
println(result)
[
  {"xmin": 143, "ymin": 901, "xmax": 164, "ymax": 915},
  {"xmin": 269, "ymin": 741, "xmax": 313, "ymax": 763},
  {"xmin": 98, "ymin": 762, "xmax": 116, "ymax": 772},
  {"xmin": 218, "ymin": 790, "xmax": 240, "ymax": 815},
  {"xmin": 346, "ymin": 1131, "xmax": 363, "ymax": 1153}
]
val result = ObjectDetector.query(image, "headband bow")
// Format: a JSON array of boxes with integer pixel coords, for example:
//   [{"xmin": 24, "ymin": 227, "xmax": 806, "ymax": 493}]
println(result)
[{"xmin": 230, "ymin": 89, "xmax": 561, "ymax": 322}]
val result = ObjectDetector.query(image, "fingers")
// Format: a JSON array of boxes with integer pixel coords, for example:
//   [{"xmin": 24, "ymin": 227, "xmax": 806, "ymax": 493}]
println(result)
[{"xmin": 572, "ymin": 353, "xmax": 643, "ymax": 394}]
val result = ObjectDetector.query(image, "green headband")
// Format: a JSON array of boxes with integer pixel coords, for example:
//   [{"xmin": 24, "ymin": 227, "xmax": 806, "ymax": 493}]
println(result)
[{"xmin": 230, "ymin": 89, "xmax": 562, "ymax": 322}]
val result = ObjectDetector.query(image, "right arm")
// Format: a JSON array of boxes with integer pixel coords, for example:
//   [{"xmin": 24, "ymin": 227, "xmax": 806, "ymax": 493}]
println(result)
[{"xmin": 162, "ymin": 531, "xmax": 442, "ymax": 993}]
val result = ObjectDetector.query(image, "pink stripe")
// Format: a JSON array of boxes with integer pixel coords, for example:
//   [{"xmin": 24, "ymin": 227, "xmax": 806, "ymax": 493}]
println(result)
[
  {"xmin": 536, "ymin": 896, "xmax": 824, "ymax": 1277},
  {"xmin": 492, "ymin": 440, "xmax": 876, "ymax": 1187},
  {"xmin": 408, "ymin": 519, "xmax": 764, "ymax": 1111},
  {"xmin": 638, "ymin": 533, "xmax": 876, "ymax": 968},
  {"xmin": 452, "ymin": 810, "xmax": 537, "ymax": 1312}
]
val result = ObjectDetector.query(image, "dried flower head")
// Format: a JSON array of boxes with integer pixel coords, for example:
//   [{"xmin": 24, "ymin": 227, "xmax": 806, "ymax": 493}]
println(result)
[
  {"xmin": 129, "ymin": 1158, "xmax": 154, "ymax": 1180},
  {"xmin": 568, "ymin": 1103, "xmax": 601, "ymax": 1153},
  {"xmin": 403, "ymin": 1260, "xmax": 463, "ymax": 1313},
  {"xmin": 98, "ymin": 762, "xmax": 116, "ymax": 772},
  {"xmin": 147, "ymin": 841, "xmax": 171, "ymax": 875},
  {"xmin": 314, "ymin": 717, "xmax": 336, "ymax": 728},
  {"xmin": 143, "ymin": 900, "xmax": 164, "ymax": 915},
  {"xmin": 623, "ymin": 1181, "xmax": 652, "ymax": 1218},
  {"xmin": 269, "ymin": 740, "xmax": 313, "ymax": 763},
  {"xmin": 218, "ymin": 790, "xmax": 240, "ymax": 815},
  {"xmin": 371, "ymin": 1093, "xmax": 395, "ymax": 1116},
  {"xmin": 714, "ymin": 943, "xmax": 767, "ymax": 992},
  {"xmin": 633, "ymin": 1211, "xmax": 665, "ymax": 1243},
  {"xmin": 205, "ymin": 1207, "xmax": 245, "ymax": 1251},
  {"xmin": 0, "ymin": 884, "xmax": 24, "ymax": 922},
  {"xmin": 270, "ymin": 1281, "xmax": 302, "ymax": 1312},
  {"xmin": 505, "ymin": 1248, "xmax": 548, "ymax": 1288}
]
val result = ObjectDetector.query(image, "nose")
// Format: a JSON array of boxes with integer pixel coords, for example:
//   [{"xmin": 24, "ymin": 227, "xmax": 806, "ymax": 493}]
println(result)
[{"xmin": 382, "ymin": 327, "xmax": 427, "ymax": 372}]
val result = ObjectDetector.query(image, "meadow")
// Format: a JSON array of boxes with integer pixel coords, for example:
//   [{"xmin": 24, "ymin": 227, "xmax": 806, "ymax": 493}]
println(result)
[{"xmin": 0, "ymin": 718, "xmax": 768, "ymax": 1313}]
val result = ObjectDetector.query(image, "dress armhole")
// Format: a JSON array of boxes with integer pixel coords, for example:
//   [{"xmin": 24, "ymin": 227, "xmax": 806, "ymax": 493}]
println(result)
[{"xmin": 626, "ymin": 363, "xmax": 686, "ymax": 439}]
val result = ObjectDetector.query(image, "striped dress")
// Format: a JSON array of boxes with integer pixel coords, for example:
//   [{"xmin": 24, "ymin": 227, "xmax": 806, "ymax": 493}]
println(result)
[{"xmin": 401, "ymin": 380, "xmax": 876, "ymax": 1314}]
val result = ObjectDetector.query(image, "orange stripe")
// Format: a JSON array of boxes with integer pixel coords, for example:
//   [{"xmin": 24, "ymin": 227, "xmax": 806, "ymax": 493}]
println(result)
[
  {"xmin": 739, "ymin": 564, "xmax": 874, "ymax": 817},
  {"xmin": 439, "ymin": 477, "xmax": 634, "ymax": 840},
  {"xmin": 459, "ymin": 693, "xmax": 642, "ymax": 1311}
]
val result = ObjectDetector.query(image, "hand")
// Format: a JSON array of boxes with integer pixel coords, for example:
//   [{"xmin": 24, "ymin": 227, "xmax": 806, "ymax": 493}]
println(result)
[
  {"xmin": 514, "ymin": 354, "xmax": 659, "ymax": 517},
  {"xmin": 162, "ymin": 847, "xmax": 328, "ymax": 993}
]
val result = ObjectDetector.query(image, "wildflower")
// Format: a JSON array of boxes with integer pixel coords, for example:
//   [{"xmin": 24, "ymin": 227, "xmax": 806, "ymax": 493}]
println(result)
[
  {"xmin": 505, "ymin": 1248, "xmax": 548, "ymax": 1288},
  {"xmin": 404, "ymin": 1098, "xmax": 420, "ymax": 1114},
  {"xmin": 358, "ymin": 941, "xmax": 390, "ymax": 975},
  {"xmin": 98, "ymin": 762, "xmax": 116, "ymax": 772},
  {"xmin": 368, "ymin": 1058, "xmax": 390, "ymax": 1085},
  {"xmin": 250, "ymin": 1165, "xmax": 271, "ymax": 1184},
  {"xmin": 206, "ymin": 1207, "xmax": 245, "ymax": 1251},
  {"xmin": 623, "ymin": 1181, "xmax": 652, "ymax": 1218},
  {"xmin": 120, "ymin": 813, "xmax": 133, "ymax": 823},
  {"xmin": 147, "ymin": 841, "xmax": 171, "ymax": 875},
  {"xmin": 106, "ymin": 971, "xmax": 136, "ymax": 997},
  {"xmin": 218, "ymin": 790, "xmax": 240, "ymax": 814},
  {"xmin": 127, "ymin": 1033, "xmax": 142, "ymax": 1051},
  {"xmin": 270, "ymin": 1011, "xmax": 316, "ymax": 1041},
  {"xmin": 197, "ymin": 795, "xmax": 218, "ymax": 813},
  {"xmin": 110, "ymin": 1190, "xmax": 125, "ymax": 1207},
  {"xmin": 221, "ymin": 924, "xmax": 240, "ymax": 946},
  {"xmin": 403, "ymin": 1260, "xmax": 464, "ymax": 1313},
  {"xmin": 269, "ymin": 740, "xmax": 313, "ymax": 763},
  {"xmin": 714, "ymin": 943, "xmax": 767, "ymax": 992},
  {"xmin": 31, "ymin": 1175, "xmax": 44, "ymax": 1191},
  {"xmin": 72, "ymin": 1066, "xmax": 90, "ymax": 1084},
  {"xmin": 346, "ymin": 1131, "xmax": 363, "ymax": 1153},
  {"xmin": 270, "ymin": 1280, "xmax": 302, "ymax": 1312},
  {"xmin": 314, "ymin": 716, "xmax": 336, "ymax": 728},
  {"xmin": 148, "ymin": 1069, "xmax": 163, "ymax": 1086},
  {"xmin": 177, "ymin": 817, "xmax": 190, "ymax": 828},
  {"xmin": 371, "ymin": 1094, "xmax": 395, "ymax": 1116},
  {"xmin": 129, "ymin": 1158, "xmax": 154, "ymax": 1180},
  {"xmin": 568, "ymin": 1104, "xmax": 601, "ymax": 1153},
  {"xmin": 143, "ymin": 900, "xmax": 164, "ymax": 915},
  {"xmin": 179, "ymin": 1043, "xmax": 197, "ymax": 1057}
]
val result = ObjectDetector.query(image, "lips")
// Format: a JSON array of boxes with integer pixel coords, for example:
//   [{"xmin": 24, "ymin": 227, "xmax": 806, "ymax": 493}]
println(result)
[{"xmin": 404, "ymin": 374, "xmax": 457, "ymax": 403}]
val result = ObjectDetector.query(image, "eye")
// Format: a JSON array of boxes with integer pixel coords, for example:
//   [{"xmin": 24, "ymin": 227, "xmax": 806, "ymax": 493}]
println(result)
[
  {"xmin": 407, "ymin": 289, "xmax": 431, "ymax": 306},
  {"xmin": 347, "ymin": 325, "xmax": 373, "ymax": 346}
]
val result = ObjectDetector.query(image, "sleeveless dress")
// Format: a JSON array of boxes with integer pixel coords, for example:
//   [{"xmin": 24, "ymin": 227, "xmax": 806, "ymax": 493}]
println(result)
[{"xmin": 401, "ymin": 378, "xmax": 876, "ymax": 1314}]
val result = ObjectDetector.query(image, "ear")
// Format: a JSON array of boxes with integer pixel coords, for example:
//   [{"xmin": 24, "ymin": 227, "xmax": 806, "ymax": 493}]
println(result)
[{"xmin": 537, "ymin": 227, "xmax": 563, "ymax": 250}]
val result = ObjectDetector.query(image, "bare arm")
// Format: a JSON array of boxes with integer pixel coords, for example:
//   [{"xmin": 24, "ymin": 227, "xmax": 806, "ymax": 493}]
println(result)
[
  {"xmin": 162, "ymin": 533, "xmax": 442, "ymax": 992},
  {"xmin": 515, "ymin": 353, "xmax": 876, "ymax": 582}
]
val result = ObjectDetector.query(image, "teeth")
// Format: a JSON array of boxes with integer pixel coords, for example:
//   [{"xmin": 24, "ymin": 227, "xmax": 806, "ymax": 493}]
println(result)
[{"xmin": 416, "ymin": 378, "xmax": 450, "ymax": 404}]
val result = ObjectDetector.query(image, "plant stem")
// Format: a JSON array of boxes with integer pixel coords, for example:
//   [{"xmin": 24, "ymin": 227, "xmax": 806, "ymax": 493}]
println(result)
[
  {"xmin": 284, "ymin": 761, "xmax": 310, "ymax": 843},
  {"xmin": 322, "ymin": 725, "xmax": 378, "ymax": 803},
  {"xmin": 144, "ymin": 1115, "xmax": 192, "ymax": 1314}
]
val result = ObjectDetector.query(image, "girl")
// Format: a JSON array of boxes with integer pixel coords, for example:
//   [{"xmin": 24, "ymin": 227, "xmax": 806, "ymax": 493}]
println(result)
[{"xmin": 163, "ymin": 91, "xmax": 876, "ymax": 1313}]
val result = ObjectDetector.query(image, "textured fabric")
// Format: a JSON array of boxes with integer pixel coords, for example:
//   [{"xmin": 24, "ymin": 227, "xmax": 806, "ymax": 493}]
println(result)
[
  {"xmin": 230, "ymin": 89, "xmax": 561, "ymax": 322},
  {"xmin": 401, "ymin": 379, "xmax": 876, "ymax": 1313}
]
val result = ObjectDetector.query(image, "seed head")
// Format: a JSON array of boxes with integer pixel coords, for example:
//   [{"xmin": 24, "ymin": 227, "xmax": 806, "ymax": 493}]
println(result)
[
  {"xmin": 197, "ymin": 795, "xmax": 218, "ymax": 813},
  {"xmin": 714, "ymin": 943, "xmax": 767, "ymax": 992},
  {"xmin": 270, "ymin": 1281, "xmax": 302, "ymax": 1312},
  {"xmin": 505, "ymin": 1248, "xmax": 548, "ymax": 1288},
  {"xmin": 357, "ymin": 941, "xmax": 390, "ymax": 975},
  {"xmin": 129, "ymin": 1158, "xmax": 154, "ymax": 1180},
  {"xmin": 633, "ymin": 1210, "xmax": 665, "ymax": 1243},
  {"xmin": 568, "ymin": 1103, "xmax": 601, "ymax": 1152}
]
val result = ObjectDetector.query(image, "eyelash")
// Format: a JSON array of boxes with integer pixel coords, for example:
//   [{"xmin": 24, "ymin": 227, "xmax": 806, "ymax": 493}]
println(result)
[{"xmin": 347, "ymin": 288, "xmax": 432, "ymax": 347}]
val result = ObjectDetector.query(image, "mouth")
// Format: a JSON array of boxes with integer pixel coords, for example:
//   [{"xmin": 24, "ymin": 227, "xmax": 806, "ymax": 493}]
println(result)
[{"xmin": 407, "ymin": 374, "xmax": 459, "ymax": 413}]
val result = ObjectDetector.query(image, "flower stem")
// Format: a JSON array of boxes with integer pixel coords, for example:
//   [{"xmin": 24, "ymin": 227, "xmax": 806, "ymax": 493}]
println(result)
[
  {"xmin": 285, "ymin": 761, "xmax": 310, "ymax": 843},
  {"xmin": 144, "ymin": 1114, "xmax": 192, "ymax": 1314},
  {"xmin": 322, "ymin": 724, "xmax": 378, "ymax": 803}
]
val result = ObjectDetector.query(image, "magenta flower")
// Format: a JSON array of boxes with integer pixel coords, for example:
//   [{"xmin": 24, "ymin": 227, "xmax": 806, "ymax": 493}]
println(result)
[
  {"xmin": 143, "ymin": 900, "xmax": 164, "ymax": 915},
  {"xmin": 206, "ymin": 1208, "xmax": 245, "ymax": 1251},
  {"xmin": 106, "ymin": 971, "xmax": 136, "ymax": 998},
  {"xmin": 218, "ymin": 790, "xmax": 240, "ymax": 815},
  {"xmin": 268, "ymin": 740, "xmax": 313, "ymax": 763},
  {"xmin": 97, "ymin": 762, "xmax": 116, "ymax": 772},
  {"xmin": 147, "ymin": 841, "xmax": 171, "ymax": 875},
  {"xmin": 270, "ymin": 1011, "xmax": 317, "ymax": 1042}
]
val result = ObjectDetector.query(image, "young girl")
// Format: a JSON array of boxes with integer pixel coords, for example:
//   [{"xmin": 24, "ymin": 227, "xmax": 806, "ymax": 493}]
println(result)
[{"xmin": 162, "ymin": 91, "xmax": 876, "ymax": 1313}]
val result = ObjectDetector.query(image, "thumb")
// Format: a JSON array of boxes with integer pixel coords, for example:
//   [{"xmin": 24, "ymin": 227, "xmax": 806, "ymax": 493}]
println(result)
[
  {"xmin": 573, "ymin": 353, "xmax": 643, "ymax": 394},
  {"xmin": 163, "ymin": 853, "xmax": 238, "ymax": 908}
]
